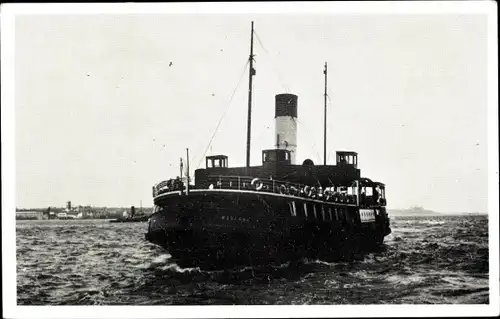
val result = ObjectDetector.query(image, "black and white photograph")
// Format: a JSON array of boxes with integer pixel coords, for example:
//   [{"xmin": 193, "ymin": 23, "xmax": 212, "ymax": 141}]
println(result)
[{"xmin": 2, "ymin": 2, "xmax": 499, "ymax": 318}]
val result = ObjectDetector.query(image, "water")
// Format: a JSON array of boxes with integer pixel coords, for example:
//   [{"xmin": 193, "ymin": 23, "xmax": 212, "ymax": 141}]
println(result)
[{"xmin": 16, "ymin": 215, "xmax": 489, "ymax": 305}]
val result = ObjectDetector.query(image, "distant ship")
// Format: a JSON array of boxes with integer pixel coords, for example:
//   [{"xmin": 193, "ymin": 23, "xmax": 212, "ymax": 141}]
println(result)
[
  {"xmin": 110, "ymin": 206, "xmax": 149, "ymax": 223},
  {"xmin": 110, "ymin": 215, "xmax": 149, "ymax": 223},
  {"xmin": 407, "ymin": 206, "xmax": 437, "ymax": 215},
  {"xmin": 409, "ymin": 205, "xmax": 424, "ymax": 213},
  {"xmin": 145, "ymin": 22, "xmax": 391, "ymax": 267},
  {"xmin": 389, "ymin": 206, "xmax": 438, "ymax": 216}
]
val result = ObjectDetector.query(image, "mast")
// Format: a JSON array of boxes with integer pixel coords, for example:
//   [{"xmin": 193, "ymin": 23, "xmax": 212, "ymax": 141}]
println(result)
[
  {"xmin": 180, "ymin": 157, "xmax": 183, "ymax": 180},
  {"xmin": 323, "ymin": 62, "xmax": 328, "ymax": 166},
  {"xmin": 246, "ymin": 21, "xmax": 256, "ymax": 168}
]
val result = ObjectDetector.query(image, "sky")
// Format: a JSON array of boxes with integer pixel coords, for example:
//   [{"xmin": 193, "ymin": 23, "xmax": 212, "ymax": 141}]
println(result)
[{"xmin": 13, "ymin": 11, "xmax": 490, "ymax": 212}]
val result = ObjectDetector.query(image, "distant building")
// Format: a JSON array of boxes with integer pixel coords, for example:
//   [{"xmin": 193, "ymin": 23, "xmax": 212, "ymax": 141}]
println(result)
[
  {"xmin": 66, "ymin": 211, "xmax": 80, "ymax": 219},
  {"xmin": 57, "ymin": 212, "xmax": 68, "ymax": 219},
  {"xmin": 16, "ymin": 211, "xmax": 43, "ymax": 220}
]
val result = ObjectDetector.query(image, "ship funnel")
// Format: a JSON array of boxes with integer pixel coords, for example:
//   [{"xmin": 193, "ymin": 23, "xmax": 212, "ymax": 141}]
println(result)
[{"xmin": 275, "ymin": 93, "xmax": 298, "ymax": 164}]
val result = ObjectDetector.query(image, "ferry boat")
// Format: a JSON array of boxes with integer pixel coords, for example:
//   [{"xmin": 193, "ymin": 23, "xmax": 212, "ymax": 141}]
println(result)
[{"xmin": 145, "ymin": 22, "xmax": 391, "ymax": 267}]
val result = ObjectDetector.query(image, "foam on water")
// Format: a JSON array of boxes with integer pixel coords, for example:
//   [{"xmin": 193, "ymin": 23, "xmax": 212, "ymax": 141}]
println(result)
[
  {"xmin": 385, "ymin": 274, "xmax": 426, "ymax": 285},
  {"xmin": 420, "ymin": 220, "xmax": 445, "ymax": 225},
  {"xmin": 16, "ymin": 215, "xmax": 489, "ymax": 305},
  {"xmin": 151, "ymin": 253, "xmax": 171, "ymax": 264},
  {"xmin": 160, "ymin": 263, "xmax": 202, "ymax": 273},
  {"xmin": 304, "ymin": 259, "xmax": 336, "ymax": 267}
]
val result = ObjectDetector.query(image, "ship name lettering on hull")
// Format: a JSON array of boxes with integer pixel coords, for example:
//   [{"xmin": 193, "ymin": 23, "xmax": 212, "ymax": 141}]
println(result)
[{"xmin": 221, "ymin": 215, "xmax": 250, "ymax": 223}]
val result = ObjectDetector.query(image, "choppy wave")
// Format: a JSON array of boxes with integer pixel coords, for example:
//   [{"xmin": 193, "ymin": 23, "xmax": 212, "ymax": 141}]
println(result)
[{"xmin": 16, "ymin": 215, "xmax": 489, "ymax": 305}]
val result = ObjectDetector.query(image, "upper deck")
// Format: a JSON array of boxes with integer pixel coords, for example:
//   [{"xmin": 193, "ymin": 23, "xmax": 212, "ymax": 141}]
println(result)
[
  {"xmin": 195, "ymin": 150, "xmax": 361, "ymax": 189},
  {"xmin": 152, "ymin": 149, "xmax": 386, "ymax": 208}
]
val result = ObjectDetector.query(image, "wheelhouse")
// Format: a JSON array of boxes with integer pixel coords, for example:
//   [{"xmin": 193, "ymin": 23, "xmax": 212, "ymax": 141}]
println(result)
[
  {"xmin": 357, "ymin": 178, "xmax": 386, "ymax": 207},
  {"xmin": 262, "ymin": 149, "xmax": 291, "ymax": 165},
  {"xmin": 206, "ymin": 155, "xmax": 228, "ymax": 168},
  {"xmin": 336, "ymin": 151, "xmax": 357, "ymax": 168}
]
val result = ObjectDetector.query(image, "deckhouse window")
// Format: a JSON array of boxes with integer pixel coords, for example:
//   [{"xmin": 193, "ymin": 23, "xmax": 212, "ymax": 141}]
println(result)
[
  {"xmin": 336, "ymin": 152, "xmax": 358, "ymax": 168},
  {"xmin": 347, "ymin": 187, "xmax": 354, "ymax": 195},
  {"xmin": 365, "ymin": 187, "xmax": 373, "ymax": 196},
  {"xmin": 268, "ymin": 152, "xmax": 277, "ymax": 162},
  {"xmin": 262, "ymin": 149, "xmax": 291, "ymax": 165},
  {"xmin": 206, "ymin": 155, "xmax": 228, "ymax": 169}
]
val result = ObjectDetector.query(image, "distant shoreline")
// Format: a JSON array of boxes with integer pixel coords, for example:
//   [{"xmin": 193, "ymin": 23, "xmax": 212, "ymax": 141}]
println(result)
[{"xmin": 388, "ymin": 209, "xmax": 487, "ymax": 216}]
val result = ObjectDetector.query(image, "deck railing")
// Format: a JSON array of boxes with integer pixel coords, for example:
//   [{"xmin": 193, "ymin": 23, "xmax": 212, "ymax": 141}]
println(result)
[
  {"xmin": 204, "ymin": 175, "xmax": 360, "ymax": 204},
  {"xmin": 153, "ymin": 175, "xmax": 366, "ymax": 205},
  {"xmin": 152, "ymin": 177, "xmax": 188, "ymax": 197}
]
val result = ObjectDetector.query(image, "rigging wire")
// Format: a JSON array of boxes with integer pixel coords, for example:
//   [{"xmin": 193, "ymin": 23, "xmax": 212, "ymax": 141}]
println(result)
[
  {"xmin": 256, "ymin": 28, "xmax": 323, "ymax": 165},
  {"xmin": 251, "ymin": 119, "xmax": 276, "ymax": 150},
  {"xmin": 291, "ymin": 117, "xmax": 322, "ymax": 164},
  {"xmin": 255, "ymin": 29, "xmax": 330, "ymax": 166},
  {"xmin": 253, "ymin": 30, "xmax": 291, "ymax": 93},
  {"xmin": 195, "ymin": 60, "xmax": 250, "ymax": 169}
]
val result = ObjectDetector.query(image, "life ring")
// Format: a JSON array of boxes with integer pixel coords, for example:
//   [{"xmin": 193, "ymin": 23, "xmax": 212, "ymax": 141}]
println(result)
[
  {"xmin": 324, "ymin": 189, "xmax": 332, "ymax": 201},
  {"xmin": 289, "ymin": 186, "xmax": 298, "ymax": 196},
  {"xmin": 279, "ymin": 184, "xmax": 289, "ymax": 195},
  {"xmin": 303, "ymin": 186, "xmax": 310, "ymax": 197},
  {"xmin": 309, "ymin": 187, "xmax": 317, "ymax": 198},
  {"xmin": 251, "ymin": 178, "xmax": 264, "ymax": 191}
]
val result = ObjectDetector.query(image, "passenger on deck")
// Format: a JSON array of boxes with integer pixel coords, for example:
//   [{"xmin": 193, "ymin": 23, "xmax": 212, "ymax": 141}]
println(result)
[
  {"xmin": 360, "ymin": 188, "xmax": 367, "ymax": 205},
  {"xmin": 333, "ymin": 190, "xmax": 340, "ymax": 202},
  {"xmin": 373, "ymin": 187, "xmax": 380, "ymax": 205},
  {"xmin": 173, "ymin": 177, "xmax": 181, "ymax": 190}
]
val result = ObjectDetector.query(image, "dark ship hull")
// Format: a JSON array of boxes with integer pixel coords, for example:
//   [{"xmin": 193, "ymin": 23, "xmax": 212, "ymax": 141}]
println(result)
[
  {"xmin": 146, "ymin": 189, "xmax": 391, "ymax": 268},
  {"xmin": 145, "ymin": 22, "xmax": 391, "ymax": 269}
]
